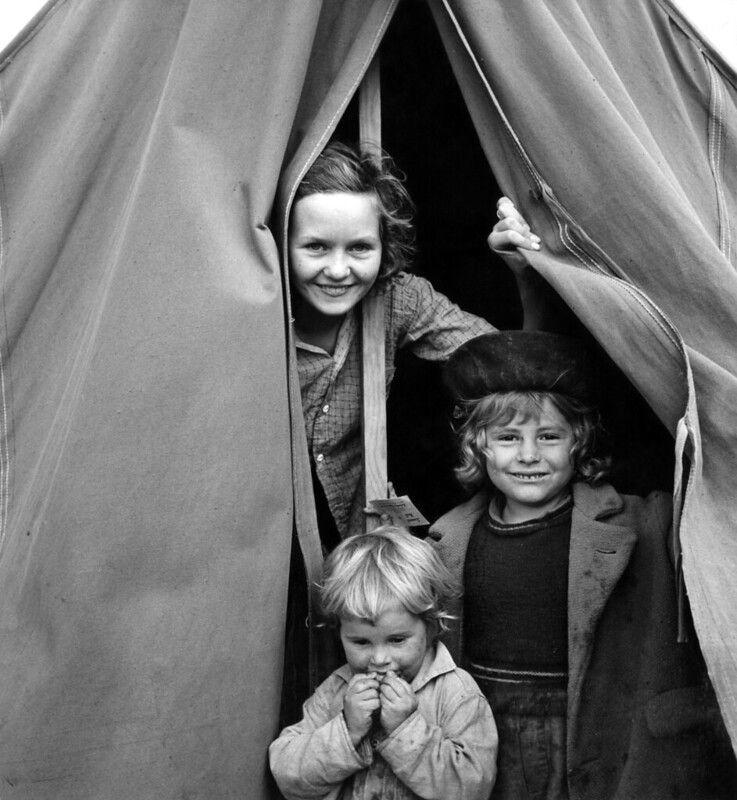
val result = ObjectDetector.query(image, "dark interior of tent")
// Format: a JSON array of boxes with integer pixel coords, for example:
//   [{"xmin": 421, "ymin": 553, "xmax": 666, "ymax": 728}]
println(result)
[{"xmin": 327, "ymin": 0, "xmax": 674, "ymax": 532}]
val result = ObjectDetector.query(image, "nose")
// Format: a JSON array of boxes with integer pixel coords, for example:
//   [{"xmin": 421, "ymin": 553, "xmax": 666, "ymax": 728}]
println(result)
[
  {"xmin": 518, "ymin": 437, "xmax": 540, "ymax": 464},
  {"xmin": 369, "ymin": 646, "xmax": 391, "ymax": 670},
  {"xmin": 322, "ymin": 252, "xmax": 351, "ymax": 281}
]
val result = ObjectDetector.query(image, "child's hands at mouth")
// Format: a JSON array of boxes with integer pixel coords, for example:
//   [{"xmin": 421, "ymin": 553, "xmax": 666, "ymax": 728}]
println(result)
[
  {"xmin": 378, "ymin": 670, "xmax": 418, "ymax": 734},
  {"xmin": 343, "ymin": 672, "xmax": 381, "ymax": 746}
]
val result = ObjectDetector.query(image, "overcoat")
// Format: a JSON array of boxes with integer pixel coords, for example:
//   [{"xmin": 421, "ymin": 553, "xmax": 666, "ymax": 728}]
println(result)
[{"xmin": 429, "ymin": 482, "xmax": 737, "ymax": 800}]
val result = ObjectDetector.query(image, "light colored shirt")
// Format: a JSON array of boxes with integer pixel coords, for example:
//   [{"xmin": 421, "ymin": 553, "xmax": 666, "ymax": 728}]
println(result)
[
  {"xmin": 296, "ymin": 272, "xmax": 494, "ymax": 537},
  {"xmin": 269, "ymin": 641, "xmax": 497, "ymax": 800}
]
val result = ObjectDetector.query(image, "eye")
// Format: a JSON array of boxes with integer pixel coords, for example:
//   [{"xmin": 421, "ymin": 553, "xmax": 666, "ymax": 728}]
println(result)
[
  {"xmin": 346, "ymin": 637, "xmax": 369, "ymax": 646},
  {"xmin": 304, "ymin": 241, "xmax": 326, "ymax": 253},
  {"xmin": 388, "ymin": 636, "xmax": 407, "ymax": 644},
  {"xmin": 539, "ymin": 431, "xmax": 568, "ymax": 442},
  {"xmin": 349, "ymin": 242, "xmax": 373, "ymax": 254},
  {"xmin": 494, "ymin": 433, "xmax": 518, "ymax": 442}
]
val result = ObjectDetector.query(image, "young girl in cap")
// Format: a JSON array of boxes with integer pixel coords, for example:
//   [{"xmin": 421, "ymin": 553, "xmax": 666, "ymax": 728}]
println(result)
[
  {"xmin": 270, "ymin": 525, "xmax": 497, "ymax": 800},
  {"xmin": 430, "ymin": 201, "xmax": 737, "ymax": 799}
]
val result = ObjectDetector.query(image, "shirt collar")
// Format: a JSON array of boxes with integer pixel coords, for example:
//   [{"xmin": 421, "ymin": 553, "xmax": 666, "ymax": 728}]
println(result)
[
  {"xmin": 411, "ymin": 641, "xmax": 456, "ymax": 691},
  {"xmin": 294, "ymin": 310, "xmax": 357, "ymax": 361}
]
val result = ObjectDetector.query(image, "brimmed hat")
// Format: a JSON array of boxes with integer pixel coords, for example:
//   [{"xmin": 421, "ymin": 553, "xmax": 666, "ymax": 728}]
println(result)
[{"xmin": 444, "ymin": 331, "xmax": 596, "ymax": 408}]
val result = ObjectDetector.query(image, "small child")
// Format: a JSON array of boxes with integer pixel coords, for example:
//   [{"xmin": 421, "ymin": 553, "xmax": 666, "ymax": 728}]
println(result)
[
  {"xmin": 430, "ymin": 245, "xmax": 737, "ymax": 795},
  {"xmin": 270, "ymin": 525, "xmax": 498, "ymax": 800},
  {"xmin": 289, "ymin": 143, "xmax": 523, "ymax": 542}
]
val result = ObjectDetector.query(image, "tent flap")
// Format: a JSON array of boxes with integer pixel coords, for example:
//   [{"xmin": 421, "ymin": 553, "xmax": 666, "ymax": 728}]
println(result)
[{"xmin": 435, "ymin": 0, "xmax": 737, "ymax": 746}]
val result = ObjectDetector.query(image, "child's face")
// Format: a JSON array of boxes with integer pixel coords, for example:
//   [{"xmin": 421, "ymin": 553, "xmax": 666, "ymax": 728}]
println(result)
[
  {"xmin": 288, "ymin": 191, "xmax": 382, "ymax": 321},
  {"xmin": 339, "ymin": 600, "xmax": 429, "ymax": 682},
  {"xmin": 483, "ymin": 397, "xmax": 575, "ymax": 522}
]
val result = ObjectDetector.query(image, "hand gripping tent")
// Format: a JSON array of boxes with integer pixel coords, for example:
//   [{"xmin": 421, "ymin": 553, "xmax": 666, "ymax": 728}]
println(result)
[{"xmin": 0, "ymin": 0, "xmax": 735, "ymax": 797}]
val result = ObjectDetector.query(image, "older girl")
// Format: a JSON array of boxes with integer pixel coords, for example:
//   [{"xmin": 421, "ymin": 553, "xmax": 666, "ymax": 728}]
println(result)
[{"xmin": 289, "ymin": 144, "xmax": 531, "ymax": 541}]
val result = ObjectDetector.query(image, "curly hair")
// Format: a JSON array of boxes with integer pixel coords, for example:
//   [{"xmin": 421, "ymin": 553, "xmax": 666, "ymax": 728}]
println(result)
[
  {"xmin": 454, "ymin": 391, "xmax": 611, "ymax": 495},
  {"xmin": 319, "ymin": 525, "xmax": 460, "ymax": 636},
  {"xmin": 293, "ymin": 141, "xmax": 416, "ymax": 280}
]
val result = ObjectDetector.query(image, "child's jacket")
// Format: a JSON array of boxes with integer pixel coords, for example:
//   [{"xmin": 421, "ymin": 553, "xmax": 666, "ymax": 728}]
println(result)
[
  {"xmin": 269, "ymin": 642, "xmax": 497, "ymax": 800},
  {"xmin": 430, "ymin": 482, "xmax": 737, "ymax": 800}
]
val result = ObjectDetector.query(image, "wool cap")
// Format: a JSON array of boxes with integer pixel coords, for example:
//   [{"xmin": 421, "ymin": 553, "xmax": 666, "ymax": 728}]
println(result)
[{"xmin": 444, "ymin": 331, "xmax": 596, "ymax": 406}]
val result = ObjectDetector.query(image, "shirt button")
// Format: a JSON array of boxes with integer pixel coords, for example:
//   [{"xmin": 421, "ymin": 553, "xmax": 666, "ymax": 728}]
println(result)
[
  {"xmin": 315, "ymin": 454, "xmax": 324, "ymax": 463},
  {"xmin": 322, "ymin": 404, "xmax": 330, "ymax": 414}
]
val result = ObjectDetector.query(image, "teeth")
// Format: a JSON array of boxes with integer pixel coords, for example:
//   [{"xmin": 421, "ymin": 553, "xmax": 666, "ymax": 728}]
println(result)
[{"xmin": 318, "ymin": 286, "xmax": 351, "ymax": 295}]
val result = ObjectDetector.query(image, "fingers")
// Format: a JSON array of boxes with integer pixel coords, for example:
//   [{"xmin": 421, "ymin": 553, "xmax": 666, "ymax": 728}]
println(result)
[
  {"xmin": 378, "ymin": 671, "xmax": 418, "ymax": 733},
  {"xmin": 496, "ymin": 196, "xmax": 523, "ymax": 221},
  {"xmin": 379, "ymin": 671, "xmax": 411, "ymax": 698},
  {"xmin": 490, "ymin": 197, "xmax": 540, "ymax": 253},
  {"xmin": 489, "ymin": 226, "xmax": 532, "ymax": 248},
  {"xmin": 348, "ymin": 673, "xmax": 380, "ymax": 688},
  {"xmin": 346, "ymin": 673, "xmax": 380, "ymax": 697}
]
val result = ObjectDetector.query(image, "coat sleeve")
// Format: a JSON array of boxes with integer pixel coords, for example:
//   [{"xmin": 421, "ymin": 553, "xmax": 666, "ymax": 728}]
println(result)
[
  {"xmin": 376, "ymin": 688, "xmax": 497, "ymax": 800},
  {"xmin": 268, "ymin": 682, "xmax": 373, "ymax": 800}
]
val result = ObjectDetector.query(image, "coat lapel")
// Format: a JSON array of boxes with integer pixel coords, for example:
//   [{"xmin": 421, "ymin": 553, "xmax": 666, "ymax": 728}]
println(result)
[
  {"xmin": 567, "ymin": 484, "xmax": 638, "ymax": 726},
  {"xmin": 429, "ymin": 492, "xmax": 488, "ymax": 661}
]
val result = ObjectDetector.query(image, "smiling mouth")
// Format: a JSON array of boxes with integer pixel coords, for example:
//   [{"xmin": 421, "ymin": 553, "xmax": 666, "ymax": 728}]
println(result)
[
  {"xmin": 315, "ymin": 285, "xmax": 355, "ymax": 296},
  {"xmin": 510, "ymin": 473, "xmax": 549, "ymax": 481}
]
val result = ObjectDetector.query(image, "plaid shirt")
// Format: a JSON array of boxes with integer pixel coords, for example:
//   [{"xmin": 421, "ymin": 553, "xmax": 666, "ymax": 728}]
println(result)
[{"xmin": 296, "ymin": 272, "xmax": 494, "ymax": 537}]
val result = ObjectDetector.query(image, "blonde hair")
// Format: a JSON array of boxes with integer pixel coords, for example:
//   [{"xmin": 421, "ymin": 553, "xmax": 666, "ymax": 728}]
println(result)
[
  {"xmin": 455, "ymin": 391, "xmax": 611, "ymax": 494},
  {"xmin": 320, "ymin": 526, "xmax": 460, "ymax": 635}
]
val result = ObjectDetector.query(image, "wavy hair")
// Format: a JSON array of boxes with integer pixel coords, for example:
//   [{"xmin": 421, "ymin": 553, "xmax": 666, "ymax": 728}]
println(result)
[
  {"xmin": 319, "ymin": 525, "xmax": 460, "ymax": 636},
  {"xmin": 293, "ymin": 142, "xmax": 416, "ymax": 280},
  {"xmin": 454, "ymin": 391, "xmax": 611, "ymax": 495}
]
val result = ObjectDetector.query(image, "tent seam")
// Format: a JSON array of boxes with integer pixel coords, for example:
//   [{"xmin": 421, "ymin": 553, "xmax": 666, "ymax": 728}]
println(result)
[
  {"xmin": 559, "ymin": 219, "xmax": 684, "ymax": 354},
  {"xmin": 655, "ymin": 0, "xmax": 737, "ymax": 87},
  {"xmin": 705, "ymin": 58, "xmax": 732, "ymax": 264},
  {"xmin": 0, "ymin": 86, "xmax": 10, "ymax": 550}
]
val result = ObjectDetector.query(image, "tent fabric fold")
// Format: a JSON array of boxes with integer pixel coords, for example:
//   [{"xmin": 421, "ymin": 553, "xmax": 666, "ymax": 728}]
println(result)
[
  {"xmin": 0, "ymin": 1, "xmax": 323, "ymax": 797},
  {"xmin": 0, "ymin": 0, "xmax": 735, "ymax": 797}
]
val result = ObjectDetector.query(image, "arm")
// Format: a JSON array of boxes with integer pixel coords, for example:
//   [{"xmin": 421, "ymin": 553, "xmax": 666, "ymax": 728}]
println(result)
[
  {"xmin": 392, "ymin": 273, "xmax": 495, "ymax": 360},
  {"xmin": 268, "ymin": 681, "xmax": 373, "ymax": 800},
  {"xmin": 488, "ymin": 196, "xmax": 564, "ymax": 331},
  {"xmin": 376, "ymin": 687, "xmax": 497, "ymax": 800}
]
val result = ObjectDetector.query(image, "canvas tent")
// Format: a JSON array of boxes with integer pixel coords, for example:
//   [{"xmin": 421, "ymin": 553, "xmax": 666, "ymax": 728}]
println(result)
[{"xmin": 0, "ymin": 0, "xmax": 735, "ymax": 797}]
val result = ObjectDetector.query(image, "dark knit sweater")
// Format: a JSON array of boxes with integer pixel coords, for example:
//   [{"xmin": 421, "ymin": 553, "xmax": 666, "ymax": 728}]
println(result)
[{"xmin": 463, "ymin": 499, "xmax": 572, "ymax": 679}]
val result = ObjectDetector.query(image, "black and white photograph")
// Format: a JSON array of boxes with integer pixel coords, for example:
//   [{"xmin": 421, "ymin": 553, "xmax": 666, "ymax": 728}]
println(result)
[{"xmin": 0, "ymin": 1, "xmax": 735, "ymax": 797}]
